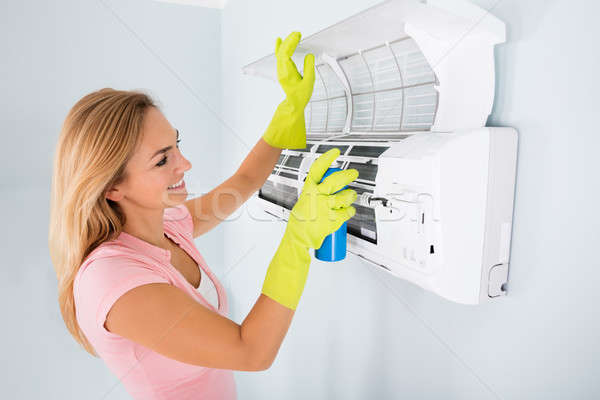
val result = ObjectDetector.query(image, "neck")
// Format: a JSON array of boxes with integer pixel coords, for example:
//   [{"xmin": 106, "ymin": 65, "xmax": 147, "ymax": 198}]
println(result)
[{"xmin": 121, "ymin": 206, "xmax": 170, "ymax": 250}]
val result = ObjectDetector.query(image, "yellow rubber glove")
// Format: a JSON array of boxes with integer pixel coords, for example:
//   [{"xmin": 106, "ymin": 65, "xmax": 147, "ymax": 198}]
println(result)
[
  {"xmin": 261, "ymin": 148, "xmax": 359, "ymax": 309},
  {"xmin": 262, "ymin": 31, "xmax": 316, "ymax": 149}
]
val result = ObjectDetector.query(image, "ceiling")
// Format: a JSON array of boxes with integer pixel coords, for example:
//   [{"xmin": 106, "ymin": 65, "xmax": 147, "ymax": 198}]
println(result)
[{"xmin": 153, "ymin": 0, "xmax": 228, "ymax": 9}]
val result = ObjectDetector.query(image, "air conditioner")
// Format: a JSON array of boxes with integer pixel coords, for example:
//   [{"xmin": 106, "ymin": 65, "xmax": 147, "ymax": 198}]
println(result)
[{"xmin": 243, "ymin": 0, "xmax": 518, "ymax": 305}]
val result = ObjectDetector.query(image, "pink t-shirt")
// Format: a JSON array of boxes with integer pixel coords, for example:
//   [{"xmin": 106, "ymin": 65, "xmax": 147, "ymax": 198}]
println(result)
[{"xmin": 73, "ymin": 204, "xmax": 237, "ymax": 399}]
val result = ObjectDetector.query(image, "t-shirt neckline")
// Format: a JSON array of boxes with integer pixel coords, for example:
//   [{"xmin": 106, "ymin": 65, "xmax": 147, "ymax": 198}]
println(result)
[{"xmin": 117, "ymin": 227, "xmax": 221, "ymax": 312}]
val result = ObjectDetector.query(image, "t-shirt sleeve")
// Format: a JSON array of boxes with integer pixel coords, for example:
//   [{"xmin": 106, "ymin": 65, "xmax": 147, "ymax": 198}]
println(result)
[
  {"xmin": 164, "ymin": 203, "xmax": 194, "ymax": 238},
  {"xmin": 74, "ymin": 256, "xmax": 171, "ymax": 339}
]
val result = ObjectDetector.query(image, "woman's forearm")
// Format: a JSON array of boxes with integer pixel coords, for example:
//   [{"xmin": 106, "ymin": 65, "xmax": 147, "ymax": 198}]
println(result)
[
  {"xmin": 236, "ymin": 137, "xmax": 282, "ymax": 190},
  {"xmin": 240, "ymin": 294, "xmax": 295, "ymax": 369}
]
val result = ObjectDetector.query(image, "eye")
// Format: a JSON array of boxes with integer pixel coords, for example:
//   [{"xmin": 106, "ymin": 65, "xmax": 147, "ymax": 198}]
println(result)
[
  {"xmin": 156, "ymin": 134, "xmax": 181, "ymax": 167},
  {"xmin": 156, "ymin": 156, "xmax": 167, "ymax": 167}
]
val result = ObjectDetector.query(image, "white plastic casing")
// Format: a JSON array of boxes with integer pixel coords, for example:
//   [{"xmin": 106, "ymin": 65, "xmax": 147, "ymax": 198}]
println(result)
[{"xmin": 354, "ymin": 128, "xmax": 517, "ymax": 304}]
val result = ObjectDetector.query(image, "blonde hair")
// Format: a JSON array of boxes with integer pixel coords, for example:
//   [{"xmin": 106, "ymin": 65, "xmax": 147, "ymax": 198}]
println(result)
[{"xmin": 49, "ymin": 88, "xmax": 156, "ymax": 356}]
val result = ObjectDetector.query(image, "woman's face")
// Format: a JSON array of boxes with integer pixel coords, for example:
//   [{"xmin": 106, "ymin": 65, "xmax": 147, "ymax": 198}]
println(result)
[{"xmin": 107, "ymin": 107, "xmax": 192, "ymax": 210}]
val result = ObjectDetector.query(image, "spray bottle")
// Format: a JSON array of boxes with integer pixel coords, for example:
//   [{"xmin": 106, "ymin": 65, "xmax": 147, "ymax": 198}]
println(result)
[{"xmin": 315, "ymin": 161, "xmax": 350, "ymax": 262}]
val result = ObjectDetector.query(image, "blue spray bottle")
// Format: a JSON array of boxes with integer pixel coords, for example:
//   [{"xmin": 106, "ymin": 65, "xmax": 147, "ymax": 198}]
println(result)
[{"xmin": 315, "ymin": 162, "xmax": 350, "ymax": 262}]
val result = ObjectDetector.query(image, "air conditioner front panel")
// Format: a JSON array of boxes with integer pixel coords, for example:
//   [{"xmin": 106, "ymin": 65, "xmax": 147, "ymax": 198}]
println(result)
[{"xmin": 243, "ymin": 0, "xmax": 505, "ymax": 133}]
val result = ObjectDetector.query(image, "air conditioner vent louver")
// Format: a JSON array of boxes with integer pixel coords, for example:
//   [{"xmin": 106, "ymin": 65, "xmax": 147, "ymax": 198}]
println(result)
[
  {"xmin": 278, "ymin": 172, "xmax": 298, "ymax": 180},
  {"xmin": 283, "ymin": 155, "xmax": 303, "ymax": 168},
  {"xmin": 347, "ymin": 162, "xmax": 378, "ymax": 184},
  {"xmin": 258, "ymin": 180, "xmax": 298, "ymax": 211},
  {"xmin": 316, "ymin": 144, "xmax": 349, "ymax": 154},
  {"xmin": 336, "ymin": 134, "xmax": 410, "ymax": 141},
  {"xmin": 294, "ymin": 146, "xmax": 313, "ymax": 152},
  {"xmin": 348, "ymin": 145, "xmax": 390, "ymax": 158},
  {"xmin": 348, "ymin": 204, "xmax": 378, "ymax": 244}
]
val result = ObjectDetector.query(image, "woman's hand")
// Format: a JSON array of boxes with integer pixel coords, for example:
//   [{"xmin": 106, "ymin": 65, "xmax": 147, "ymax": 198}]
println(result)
[
  {"xmin": 275, "ymin": 31, "xmax": 316, "ymax": 114},
  {"xmin": 262, "ymin": 31, "xmax": 316, "ymax": 149},
  {"xmin": 261, "ymin": 148, "xmax": 358, "ymax": 310},
  {"xmin": 284, "ymin": 148, "xmax": 358, "ymax": 249}
]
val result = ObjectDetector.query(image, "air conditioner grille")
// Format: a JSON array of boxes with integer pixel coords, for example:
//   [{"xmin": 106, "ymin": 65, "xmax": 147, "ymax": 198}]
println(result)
[
  {"xmin": 347, "ymin": 162, "xmax": 378, "ymax": 183},
  {"xmin": 316, "ymin": 144, "xmax": 349, "ymax": 154},
  {"xmin": 278, "ymin": 171, "xmax": 298, "ymax": 180},
  {"xmin": 258, "ymin": 181, "xmax": 298, "ymax": 211},
  {"xmin": 348, "ymin": 145, "xmax": 390, "ymax": 158},
  {"xmin": 348, "ymin": 204, "xmax": 377, "ymax": 244},
  {"xmin": 283, "ymin": 155, "xmax": 303, "ymax": 169},
  {"xmin": 303, "ymin": 37, "xmax": 440, "ymax": 135},
  {"xmin": 305, "ymin": 63, "xmax": 348, "ymax": 133},
  {"xmin": 333, "ymin": 134, "xmax": 410, "ymax": 141}
]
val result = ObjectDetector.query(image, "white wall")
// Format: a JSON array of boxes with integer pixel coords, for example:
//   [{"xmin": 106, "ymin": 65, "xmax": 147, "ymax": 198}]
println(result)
[
  {"xmin": 0, "ymin": 0, "xmax": 223, "ymax": 398},
  {"xmin": 221, "ymin": 0, "xmax": 600, "ymax": 399}
]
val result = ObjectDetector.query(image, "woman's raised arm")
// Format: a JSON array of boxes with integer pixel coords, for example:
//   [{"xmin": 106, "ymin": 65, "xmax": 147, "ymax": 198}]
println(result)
[{"xmin": 183, "ymin": 137, "xmax": 281, "ymax": 238}]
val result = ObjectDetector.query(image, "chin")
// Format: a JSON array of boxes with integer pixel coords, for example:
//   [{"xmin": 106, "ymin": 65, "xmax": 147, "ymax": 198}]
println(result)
[{"xmin": 162, "ymin": 191, "xmax": 188, "ymax": 207}]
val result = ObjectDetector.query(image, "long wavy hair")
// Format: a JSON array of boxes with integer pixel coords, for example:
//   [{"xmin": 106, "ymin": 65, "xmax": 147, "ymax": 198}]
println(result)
[{"xmin": 49, "ymin": 88, "xmax": 156, "ymax": 356}]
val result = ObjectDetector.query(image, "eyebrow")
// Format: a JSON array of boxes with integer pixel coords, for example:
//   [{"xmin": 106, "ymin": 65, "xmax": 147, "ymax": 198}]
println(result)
[{"xmin": 150, "ymin": 129, "xmax": 179, "ymax": 161}]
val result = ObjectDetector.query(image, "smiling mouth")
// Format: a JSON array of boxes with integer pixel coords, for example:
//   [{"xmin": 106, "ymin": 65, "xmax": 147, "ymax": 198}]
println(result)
[{"xmin": 167, "ymin": 178, "xmax": 185, "ymax": 190}]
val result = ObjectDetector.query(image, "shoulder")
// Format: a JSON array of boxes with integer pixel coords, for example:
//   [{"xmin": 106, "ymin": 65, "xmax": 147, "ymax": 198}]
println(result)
[
  {"xmin": 73, "ymin": 245, "xmax": 171, "ymax": 340},
  {"xmin": 75, "ymin": 242, "xmax": 171, "ymax": 301},
  {"xmin": 76, "ymin": 252, "xmax": 165, "ymax": 292}
]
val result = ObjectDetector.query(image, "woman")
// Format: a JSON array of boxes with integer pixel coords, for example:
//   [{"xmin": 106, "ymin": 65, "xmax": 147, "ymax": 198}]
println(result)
[{"xmin": 49, "ymin": 32, "xmax": 358, "ymax": 399}]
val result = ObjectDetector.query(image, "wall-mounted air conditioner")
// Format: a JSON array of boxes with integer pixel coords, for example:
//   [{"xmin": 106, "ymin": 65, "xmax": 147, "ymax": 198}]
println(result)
[{"xmin": 243, "ymin": 0, "xmax": 518, "ymax": 305}]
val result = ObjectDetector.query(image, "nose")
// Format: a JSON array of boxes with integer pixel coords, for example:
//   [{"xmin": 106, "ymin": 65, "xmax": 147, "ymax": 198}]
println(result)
[
  {"xmin": 175, "ymin": 150, "xmax": 192, "ymax": 174},
  {"xmin": 183, "ymin": 156, "xmax": 192, "ymax": 172}
]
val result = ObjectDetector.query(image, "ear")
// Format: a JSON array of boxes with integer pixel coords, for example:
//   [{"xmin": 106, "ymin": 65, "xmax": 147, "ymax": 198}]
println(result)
[{"xmin": 105, "ymin": 186, "xmax": 124, "ymax": 202}]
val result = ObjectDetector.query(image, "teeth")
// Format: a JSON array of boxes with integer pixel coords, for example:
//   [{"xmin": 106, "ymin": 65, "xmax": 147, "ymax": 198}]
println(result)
[{"xmin": 168, "ymin": 178, "xmax": 183, "ymax": 189}]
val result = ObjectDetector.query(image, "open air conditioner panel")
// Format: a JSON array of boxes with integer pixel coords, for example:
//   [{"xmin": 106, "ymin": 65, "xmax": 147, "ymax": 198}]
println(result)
[{"xmin": 243, "ymin": 0, "xmax": 505, "ymax": 133}]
